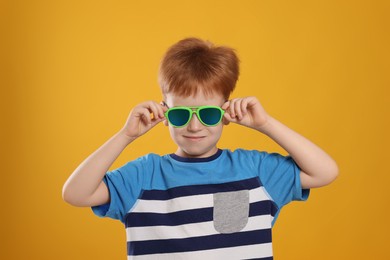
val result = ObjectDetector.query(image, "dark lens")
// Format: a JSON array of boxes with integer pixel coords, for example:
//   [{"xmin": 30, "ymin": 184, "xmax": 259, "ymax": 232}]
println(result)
[
  {"xmin": 199, "ymin": 107, "xmax": 222, "ymax": 126},
  {"xmin": 168, "ymin": 109, "xmax": 190, "ymax": 127}
]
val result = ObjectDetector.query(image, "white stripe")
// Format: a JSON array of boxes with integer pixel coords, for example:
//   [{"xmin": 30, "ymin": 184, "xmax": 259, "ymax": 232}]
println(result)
[
  {"xmin": 126, "ymin": 214, "xmax": 272, "ymax": 242},
  {"xmin": 131, "ymin": 187, "xmax": 271, "ymax": 213},
  {"xmin": 127, "ymin": 243, "xmax": 273, "ymax": 260}
]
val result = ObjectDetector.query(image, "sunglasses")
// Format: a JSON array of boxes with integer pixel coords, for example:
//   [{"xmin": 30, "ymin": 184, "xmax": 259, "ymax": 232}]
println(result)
[{"xmin": 164, "ymin": 104, "xmax": 225, "ymax": 128}]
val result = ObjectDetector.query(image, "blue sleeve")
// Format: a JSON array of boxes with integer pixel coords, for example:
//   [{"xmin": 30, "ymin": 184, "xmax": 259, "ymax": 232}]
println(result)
[
  {"xmin": 248, "ymin": 150, "xmax": 310, "ymax": 209},
  {"xmin": 91, "ymin": 156, "xmax": 147, "ymax": 223}
]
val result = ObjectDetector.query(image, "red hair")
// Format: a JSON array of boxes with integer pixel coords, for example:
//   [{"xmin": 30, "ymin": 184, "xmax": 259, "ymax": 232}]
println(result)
[{"xmin": 158, "ymin": 38, "xmax": 239, "ymax": 100}]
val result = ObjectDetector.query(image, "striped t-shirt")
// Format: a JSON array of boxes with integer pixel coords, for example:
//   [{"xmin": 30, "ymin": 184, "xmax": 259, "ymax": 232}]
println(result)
[{"xmin": 92, "ymin": 149, "xmax": 309, "ymax": 259}]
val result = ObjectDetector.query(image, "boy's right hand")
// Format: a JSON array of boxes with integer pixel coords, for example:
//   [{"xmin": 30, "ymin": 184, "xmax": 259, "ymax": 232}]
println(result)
[{"xmin": 119, "ymin": 101, "xmax": 167, "ymax": 140}]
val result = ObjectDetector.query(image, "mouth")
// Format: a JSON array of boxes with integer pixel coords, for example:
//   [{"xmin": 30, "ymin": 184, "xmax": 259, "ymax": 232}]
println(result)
[{"xmin": 183, "ymin": 135, "xmax": 206, "ymax": 141}]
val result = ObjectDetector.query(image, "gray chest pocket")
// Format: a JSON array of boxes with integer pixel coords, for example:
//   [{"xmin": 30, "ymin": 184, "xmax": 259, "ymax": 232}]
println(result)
[{"xmin": 213, "ymin": 190, "xmax": 249, "ymax": 234}]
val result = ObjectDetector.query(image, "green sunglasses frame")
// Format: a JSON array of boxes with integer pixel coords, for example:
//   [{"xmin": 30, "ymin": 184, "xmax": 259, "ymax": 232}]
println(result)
[{"xmin": 164, "ymin": 105, "xmax": 225, "ymax": 128}]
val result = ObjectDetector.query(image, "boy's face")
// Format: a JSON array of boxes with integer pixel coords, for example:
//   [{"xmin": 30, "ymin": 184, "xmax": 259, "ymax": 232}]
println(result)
[{"xmin": 164, "ymin": 91, "xmax": 225, "ymax": 158}]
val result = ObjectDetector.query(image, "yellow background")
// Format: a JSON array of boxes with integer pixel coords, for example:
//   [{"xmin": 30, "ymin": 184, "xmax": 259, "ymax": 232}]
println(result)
[{"xmin": 2, "ymin": 0, "xmax": 389, "ymax": 259}]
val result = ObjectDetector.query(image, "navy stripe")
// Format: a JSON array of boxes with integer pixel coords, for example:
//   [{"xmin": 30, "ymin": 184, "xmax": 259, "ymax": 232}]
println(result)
[
  {"xmin": 140, "ymin": 177, "xmax": 261, "ymax": 200},
  {"xmin": 169, "ymin": 149, "xmax": 223, "ymax": 162},
  {"xmin": 271, "ymin": 203, "xmax": 278, "ymax": 217},
  {"xmin": 127, "ymin": 207, "xmax": 213, "ymax": 228},
  {"xmin": 250, "ymin": 200, "xmax": 277, "ymax": 218},
  {"xmin": 126, "ymin": 200, "xmax": 275, "ymax": 228},
  {"xmin": 128, "ymin": 229, "xmax": 272, "ymax": 255}
]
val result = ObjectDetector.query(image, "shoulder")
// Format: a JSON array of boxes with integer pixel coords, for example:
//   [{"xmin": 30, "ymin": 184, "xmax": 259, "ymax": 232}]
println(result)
[
  {"xmin": 220, "ymin": 149, "xmax": 270, "ymax": 171},
  {"xmin": 223, "ymin": 148, "xmax": 268, "ymax": 160},
  {"xmin": 129, "ymin": 153, "xmax": 165, "ymax": 164},
  {"xmin": 109, "ymin": 153, "xmax": 164, "ymax": 175},
  {"xmin": 223, "ymin": 149, "xmax": 297, "ymax": 174}
]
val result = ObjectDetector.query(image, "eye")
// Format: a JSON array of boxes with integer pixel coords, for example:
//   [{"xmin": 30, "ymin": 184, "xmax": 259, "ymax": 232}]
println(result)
[
  {"xmin": 168, "ymin": 109, "xmax": 191, "ymax": 127},
  {"xmin": 199, "ymin": 108, "xmax": 222, "ymax": 125}
]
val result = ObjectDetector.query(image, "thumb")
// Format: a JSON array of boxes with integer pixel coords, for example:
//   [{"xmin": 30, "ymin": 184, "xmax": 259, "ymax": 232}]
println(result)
[
  {"xmin": 221, "ymin": 101, "xmax": 230, "ymax": 110},
  {"xmin": 150, "ymin": 117, "xmax": 166, "ymax": 128},
  {"xmin": 222, "ymin": 116, "xmax": 230, "ymax": 125}
]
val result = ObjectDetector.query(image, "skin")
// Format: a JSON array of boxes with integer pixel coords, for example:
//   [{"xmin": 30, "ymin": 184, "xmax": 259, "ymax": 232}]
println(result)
[{"xmin": 62, "ymin": 92, "xmax": 339, "ymax": 207}]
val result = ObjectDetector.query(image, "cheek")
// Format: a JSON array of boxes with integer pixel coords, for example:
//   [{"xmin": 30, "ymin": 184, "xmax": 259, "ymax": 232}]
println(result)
[
  {"xmin": 208, "ymin": 125, "xmax": 224, "ymax": 139},
  {"xmin": 213, "ymin": 124, "xmax": 224, "ymax": 134},
  {"xmin": 168, "ymin": 126, "xmax": 182, "ymax": 141}
]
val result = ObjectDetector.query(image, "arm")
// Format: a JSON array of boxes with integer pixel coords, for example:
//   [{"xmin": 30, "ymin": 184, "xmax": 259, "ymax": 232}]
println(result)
[
  {"xmin": 62, "ymin": 101, "xmax": 167, "ymax": 207},
  {"xmin": 222, "ymin": 97, "xmax": 339, "ymax": 189}
]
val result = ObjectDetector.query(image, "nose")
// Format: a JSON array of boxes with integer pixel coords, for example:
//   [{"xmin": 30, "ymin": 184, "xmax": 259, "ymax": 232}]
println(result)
[{"xmin": 187, "ymin": 112, "xmax": 203, "ymax": 131}]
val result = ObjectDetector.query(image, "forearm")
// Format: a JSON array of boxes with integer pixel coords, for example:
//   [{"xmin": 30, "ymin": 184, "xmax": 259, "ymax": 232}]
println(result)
[
  {"xmin": 62, "ymin": 130, "xmax": 135, "ymax": 205},
  {"xmin": 222, "ymin": 96, "xmax": 338, "ymax": 188},
  {"xmin": 257, "ymin": 116, "xmax": 338, "ymax": 188}
]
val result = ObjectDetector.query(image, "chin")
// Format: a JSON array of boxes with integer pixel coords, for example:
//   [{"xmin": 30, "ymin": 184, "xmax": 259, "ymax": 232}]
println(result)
[{"xmin": 179, "ymin": 146, "xmax": 217, "ymax": 158}]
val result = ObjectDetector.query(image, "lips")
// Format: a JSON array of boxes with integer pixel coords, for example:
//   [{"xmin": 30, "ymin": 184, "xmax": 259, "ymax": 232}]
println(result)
[{"xmin": 183, "ymin": 135, "xmax": 205, "ymax": 140}]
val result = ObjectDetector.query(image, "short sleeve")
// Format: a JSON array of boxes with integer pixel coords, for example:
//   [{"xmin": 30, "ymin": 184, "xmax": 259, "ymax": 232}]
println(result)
[
  {"xmin": 91, "ymin": 157, "xmax": 146, "ymax": 223},
  {"xmin": 257, "ymin": 152, "xmax": 310, "ymax": 209},
  {"xmin": 242, "ymin": 150, "xmax": 309, "ymax": 212}
]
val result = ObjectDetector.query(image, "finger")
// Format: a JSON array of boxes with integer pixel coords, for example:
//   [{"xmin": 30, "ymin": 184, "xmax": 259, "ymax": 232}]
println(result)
[
  {"xmin": 241, "ymin": 98, "xmax": 249, "ymax": 117},
  {"xmin": 140, "ymin": 110, "xmax": 152, "ymax": 125},
  {"xmin": 150, "ymin": 101, "xmax": 167, "ymax": 120},
  {"xmin": 160, "ymin": 101, "xmax": 168, "ymax": 112},
  {"xmin": 229, "ymin": 99, "xmax": 237, "ymax": 118},
  {"xmin": 222, "ymin": 114, "xmax": 231, "ymax": 125},
  {"xmin": 234, "ymin": 99, "xmax": 243, "ymax": 120},
  {"xmin": 221, "ymin": 100, "xmax": 230, "ymax": 110},
  {"xmin": 150, "ymin": 116, "xmax": 165, "ymax": 127},
  {"xmin": 148, "ymin": 102, "xmax": 162, "ymax": 120},
  {"xmin": 223, "ymin": 110, "xmax": 237, "ymax": 123},
  {"xmin": 153, "ymin": 101, "xmax": 167, "ymax": 119},
  {"xmin": 158, "ymin": 102, "xmax": 168, "ymax": 118}
]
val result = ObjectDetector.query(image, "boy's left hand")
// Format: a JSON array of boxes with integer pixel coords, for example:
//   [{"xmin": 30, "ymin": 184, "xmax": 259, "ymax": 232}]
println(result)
[{"xmin": 222, "ymin": 97, "xmax": 269, "ymax": 131}]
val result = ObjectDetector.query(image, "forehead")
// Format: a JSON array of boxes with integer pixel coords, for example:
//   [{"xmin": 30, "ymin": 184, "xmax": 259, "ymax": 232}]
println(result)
[{"xmin": 165, "ymin": 92, "xmax": 225, "ymax": 107}]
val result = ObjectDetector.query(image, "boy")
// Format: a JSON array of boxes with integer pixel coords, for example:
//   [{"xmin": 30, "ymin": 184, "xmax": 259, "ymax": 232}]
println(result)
[{"xmin": 63, "ymin": 38, "xmax": 338, "ymax": 259}]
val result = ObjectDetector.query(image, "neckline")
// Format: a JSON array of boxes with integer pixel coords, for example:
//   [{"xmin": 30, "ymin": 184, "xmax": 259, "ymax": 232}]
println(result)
[{"xmin": 169, "ymin": 149, "xmax": 223, "ymax": 163}]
